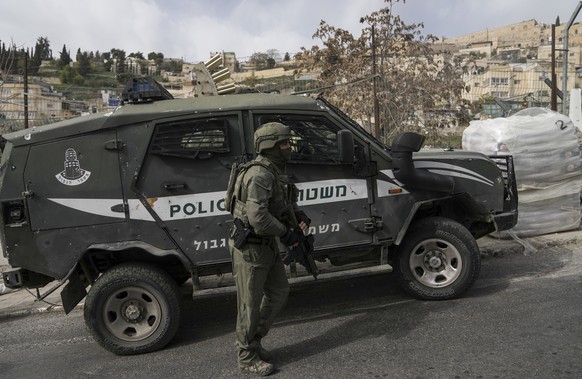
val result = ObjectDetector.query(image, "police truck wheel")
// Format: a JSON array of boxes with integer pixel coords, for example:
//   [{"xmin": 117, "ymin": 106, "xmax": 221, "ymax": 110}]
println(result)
[
  {"xmin": 84, "ymin": 263, "xmax": 182, "ymax": 355},
  {"xmin": 394, "ymin": 217, "xmax": 481, "ymax": 300}
]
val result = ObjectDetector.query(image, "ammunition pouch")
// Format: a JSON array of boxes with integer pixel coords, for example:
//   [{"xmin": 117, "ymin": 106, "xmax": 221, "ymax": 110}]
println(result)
[
  {"xmin": 231, "ymin": 218, "xmax": 273, "ymax": 248},
  {"xmin": 231, "ymin": 218, "xmax": 251, "ymax": 249}
]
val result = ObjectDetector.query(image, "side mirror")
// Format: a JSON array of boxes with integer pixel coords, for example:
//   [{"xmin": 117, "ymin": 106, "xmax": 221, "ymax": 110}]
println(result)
[
  {"xmin": 391, "ymin": 132, "xmax": 425, "ymax": 153},
  {"xmin": 337, "ymin": 130, "xmax": 354, "ymax": 164}
]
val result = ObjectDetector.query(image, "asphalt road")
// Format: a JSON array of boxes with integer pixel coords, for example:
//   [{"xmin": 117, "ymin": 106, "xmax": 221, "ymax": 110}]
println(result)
[{"xmin": 1, "ymin": 241, "xmax": 581, "ymax": 378}]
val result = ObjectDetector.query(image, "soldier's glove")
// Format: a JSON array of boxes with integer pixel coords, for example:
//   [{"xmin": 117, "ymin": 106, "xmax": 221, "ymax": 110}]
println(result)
[
  {"xmin": 280, "ymin": 229, "xmax": 301, "ymax": 246},
  {"xmin": 294, "ymin": 210, "xmax": 311, "ymax": 227}
]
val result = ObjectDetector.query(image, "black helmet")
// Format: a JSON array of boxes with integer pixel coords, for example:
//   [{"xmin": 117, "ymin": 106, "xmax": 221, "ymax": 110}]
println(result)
[{"xmin": 254, "ymin": 122, "xmax": 291, "ymax": 153}]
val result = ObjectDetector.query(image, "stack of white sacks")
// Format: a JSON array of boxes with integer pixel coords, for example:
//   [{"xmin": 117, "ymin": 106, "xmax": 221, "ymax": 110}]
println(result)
[{"xmin": 462, "ymin": 108, "xmax": 582, "ymax": 237}]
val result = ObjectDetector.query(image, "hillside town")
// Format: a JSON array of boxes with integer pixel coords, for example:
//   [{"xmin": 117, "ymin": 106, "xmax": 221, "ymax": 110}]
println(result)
[{"xmin": 1, "ymin": 18, "xmax": 582, "ymax": 133}]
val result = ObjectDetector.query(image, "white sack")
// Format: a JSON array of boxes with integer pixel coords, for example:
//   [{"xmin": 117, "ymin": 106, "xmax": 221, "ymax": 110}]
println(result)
[{"xmin": 462, "ymin": 108, "xmax": 582, "ymax": 237}]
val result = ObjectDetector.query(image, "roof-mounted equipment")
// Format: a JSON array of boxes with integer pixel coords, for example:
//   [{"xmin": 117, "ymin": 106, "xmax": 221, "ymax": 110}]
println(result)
[{"xmin": 122, "ymin": 77, "xmax": 174, "ymax": 104}]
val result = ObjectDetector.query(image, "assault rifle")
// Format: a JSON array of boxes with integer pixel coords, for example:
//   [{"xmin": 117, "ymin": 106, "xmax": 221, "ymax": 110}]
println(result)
[{"xmin": 280, "ymin": 206, "xmax": 318, "ymax": 278}]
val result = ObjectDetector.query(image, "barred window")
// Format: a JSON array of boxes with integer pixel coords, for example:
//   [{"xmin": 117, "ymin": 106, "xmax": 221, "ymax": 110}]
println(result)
[
  {"xmin": 150, "ymin": 118, "xmax": 230, "ymax": 158},
  {"xmin": 257, "ymin": 116, "xmax": 340, "ymax": 163}
]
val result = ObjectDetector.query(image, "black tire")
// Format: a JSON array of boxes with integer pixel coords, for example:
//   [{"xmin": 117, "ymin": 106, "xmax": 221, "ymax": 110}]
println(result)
[
  {"xmin": 84, "ymin": 263, "xmax": 182, "ymax": 355},
  {"xmin": 394, "ymin": 217, "xmax": 481, "ymax": 300}
]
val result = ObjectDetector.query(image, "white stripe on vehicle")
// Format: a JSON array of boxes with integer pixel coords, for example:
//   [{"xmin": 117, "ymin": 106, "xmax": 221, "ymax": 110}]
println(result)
[
  {"xmin": 413, "ymin": 161, "xmax": 494, "ymax": 186},
  {"xmin": 48, "ymin": 178, "xmax": 406, "ymax": 221},
  {"xmin": 48, "ymin": 163, "xmax": 493, "ymax": 222},
  {"xmin": 48, "ymin": 198, "xmax": 126, "ymax": 219}
]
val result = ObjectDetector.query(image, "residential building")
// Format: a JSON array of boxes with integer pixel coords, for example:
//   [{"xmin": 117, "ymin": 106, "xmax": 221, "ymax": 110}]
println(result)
[
  {"xmin": 462, "ymin": 63, "xmax": 548, "ymax": 102},
  {"xmin": 0, "ymin": 78, "xmax": 84, "ymax": 131},
  {"xmin": 442, "ymin": 20, "xmax": 545, "ymax": 49}
]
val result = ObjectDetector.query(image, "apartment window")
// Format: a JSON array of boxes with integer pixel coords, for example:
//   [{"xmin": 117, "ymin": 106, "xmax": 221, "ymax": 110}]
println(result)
[
  {"xmin": 514, "ymin": 80, "xmax": 520, "ymax": 85},
  {"xmin": 491, "ymin": 77, "xmax": 509, "ymax": 86}
]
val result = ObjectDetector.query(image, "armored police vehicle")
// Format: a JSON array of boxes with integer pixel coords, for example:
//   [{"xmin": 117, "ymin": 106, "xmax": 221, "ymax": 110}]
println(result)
[{"xmin": 0, "ymin": 78, "xmax": 517, "ymax": 355}]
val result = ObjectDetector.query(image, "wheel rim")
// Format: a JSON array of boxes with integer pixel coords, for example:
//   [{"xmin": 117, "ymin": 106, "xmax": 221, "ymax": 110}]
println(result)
[
  {"xmin": 409, "ymin": 238, "xmax": 463, "ymax": 288},
  {"xmin": 102, "ymin": 286, "xmax": 163, "ymax": 342}
]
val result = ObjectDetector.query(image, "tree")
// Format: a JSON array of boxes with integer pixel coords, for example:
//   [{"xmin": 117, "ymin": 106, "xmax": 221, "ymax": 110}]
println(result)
[
  {"xmin": 58, "ymin": 44, "xmax": 72, "ymax": 67},
  {"xmin": 29, "ymin": 37, "xmax": 51, "ymax": 75},
  {"xmin": 266, "ymin": 49, "xmax": 281, "ymax": 62},
  {"xmin": 147, "ymin": 52, "xmax": 163, "ymax": 61},
  {"xmin": 37, "ymin": 37, "xmax": 52, "ymax": 60},
  {"xmin": 0, "ymin": 40, "xmax": 18, "ymax": 123},
  {"xmin": 0, "ymin": 40, "xmax": 17, "ymax": 78},
  {"xmin": 284, "ymin": 52, "xmax": 291, "ymax": 61},
  {"xmin": 266, "ymin": 57, "xmax": 276, "ymax": 69},
  {"xmin": 129, "ymin": 51, "xmax": 145, "ymax": 60},
  {"xmin": 147, "ymin": 52, "xmax": 164, "ymax": 75},
  {"xmin": 17, "ymin": 48, "xmax": 28, "ymax": 75},
  {"xmin": 294, "ymin": 0, "xmax": 467, "ymax": 143},
  {"xmin": 77, "ymin": 51, "xmax": 91, "ymax": 76},
  {"xmin": 109, "ymin": 48, "xmax": 127, "ymax": 75},
  {"xmin": 59, "ymin": 65, "xmax": 77, "ymax": 84},
  {"xmin": 249, "ymin": 52, "xmax": 270, "ymax": 70}
]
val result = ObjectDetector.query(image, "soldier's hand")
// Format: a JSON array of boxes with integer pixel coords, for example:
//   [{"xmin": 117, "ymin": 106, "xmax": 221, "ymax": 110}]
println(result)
[
  {"xmin": 294, "ymin": 210, "xmax": 311, "ymax": 227},
  {"xmin": 298, "ymin": 221, "xmax": 308, "ymax": 232},
  {"xmin": 280, "ymin": 229, "xmax": 301, "ymax": 247}
]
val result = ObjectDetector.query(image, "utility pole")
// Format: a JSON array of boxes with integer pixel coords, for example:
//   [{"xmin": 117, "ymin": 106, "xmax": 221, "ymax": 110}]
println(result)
[
  {"xmin": 551, "ymin": 23, "xmax": 557, "ymax": 111},
  {"xmin": 562, "ymin": 1, "xmax": 582, "ymax": 115},
  {"xmin": 371, "ymin": 25, "xmax": 380, "ymax": 139},
  {"xmin": 24, "ymin": 51, "xmax": 29, "ymax": 129}
]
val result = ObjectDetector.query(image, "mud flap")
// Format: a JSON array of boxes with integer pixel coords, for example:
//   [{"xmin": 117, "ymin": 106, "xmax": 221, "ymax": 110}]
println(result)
[{"xmin": 61, "ymin": 270, "xmax": 87, "ymax": 314}]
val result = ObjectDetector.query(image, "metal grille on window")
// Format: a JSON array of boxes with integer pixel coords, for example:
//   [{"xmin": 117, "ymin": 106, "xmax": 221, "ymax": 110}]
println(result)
[
  {"xmin": 260, "ymin": 117, "xmax": 340, "ymax": 163},
  {"xmin": 150, "ymin": 119, "xmax": 230, "ymax": 158}
]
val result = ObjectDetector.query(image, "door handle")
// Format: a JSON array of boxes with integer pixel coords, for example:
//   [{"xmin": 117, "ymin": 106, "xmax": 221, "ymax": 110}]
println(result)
[
  {"xmin": 164, "ymin": 182, "xmax": 186, "ymax": 190},
  {"xmin": 111, "ymin": 203, "xmax": 127, "ymax": 213}
]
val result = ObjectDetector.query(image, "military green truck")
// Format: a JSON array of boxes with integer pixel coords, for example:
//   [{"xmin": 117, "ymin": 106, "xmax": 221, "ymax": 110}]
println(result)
[{"xmin": 0, "ymin": 78, "xmax": 517, "ymax": 355}]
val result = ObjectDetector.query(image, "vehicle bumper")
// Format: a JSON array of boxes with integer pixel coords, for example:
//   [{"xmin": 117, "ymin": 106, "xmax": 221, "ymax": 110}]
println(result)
[{"xmin": 494, "ymin": 211, "xmax": 519, "ymax": 232}]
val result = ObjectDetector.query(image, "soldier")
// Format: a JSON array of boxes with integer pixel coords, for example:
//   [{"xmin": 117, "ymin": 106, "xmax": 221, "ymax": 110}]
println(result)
[{"xmin": 227, "ymin": 122, "xmax": 311, "ymax": 376}]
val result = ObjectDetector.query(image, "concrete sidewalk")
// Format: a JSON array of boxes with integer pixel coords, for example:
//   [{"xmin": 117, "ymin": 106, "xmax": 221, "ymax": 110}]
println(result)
[{"xmin": 1, "ymin": 228, "xmax": 581, "ymax": 320}]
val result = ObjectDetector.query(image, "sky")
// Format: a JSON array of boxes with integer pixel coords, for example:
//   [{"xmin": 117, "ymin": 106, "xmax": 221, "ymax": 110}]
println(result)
[{"xmin": 1, "ymin": 0, "xmax": 581, "ymax": 63}]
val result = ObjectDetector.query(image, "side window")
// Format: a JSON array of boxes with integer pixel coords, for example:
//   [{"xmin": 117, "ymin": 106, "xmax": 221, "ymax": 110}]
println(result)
[
  {"xmin": 150, "ymin": 118, "xmax": 230, "ymax": 159},
  {"xmin": 258, "ymin": 115, "xmax": 340, "ymax": 163}
]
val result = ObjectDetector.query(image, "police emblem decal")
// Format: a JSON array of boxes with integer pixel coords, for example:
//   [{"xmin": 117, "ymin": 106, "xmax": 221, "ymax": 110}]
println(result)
[{"xmin": 55, "ymin": 148, "xmax": 91, "ymax": 186}]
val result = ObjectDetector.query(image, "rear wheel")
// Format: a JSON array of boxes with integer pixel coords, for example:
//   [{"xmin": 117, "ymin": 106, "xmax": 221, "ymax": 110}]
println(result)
[
  {"xmin": 84, "ymin": 263, "xmax": 182, "ymax": 355},
  {"xmin": 394, "ymin": 217, "xmax": 481, "ymax": 300}
]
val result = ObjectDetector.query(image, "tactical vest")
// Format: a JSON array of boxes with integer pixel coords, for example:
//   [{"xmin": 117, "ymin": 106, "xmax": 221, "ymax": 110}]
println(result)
[{"xmin": 224, "ymin": 156, "xmax": 296, "ymax": 227}]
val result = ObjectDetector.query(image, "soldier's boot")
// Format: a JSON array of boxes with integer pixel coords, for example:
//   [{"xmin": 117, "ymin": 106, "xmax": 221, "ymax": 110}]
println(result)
[
  {"xmin": 258, "ymin": 347, "xmax": 273, "ymax": 362},
  {"xmin": 240, "ymin": 360, "xmax": 274, "ymax": 376}
]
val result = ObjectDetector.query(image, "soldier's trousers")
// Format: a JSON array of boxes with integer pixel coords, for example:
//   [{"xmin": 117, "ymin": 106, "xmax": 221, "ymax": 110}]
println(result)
[{"xmin": 230, "ymin": 238, "xmax": 290, "ymax": 367}]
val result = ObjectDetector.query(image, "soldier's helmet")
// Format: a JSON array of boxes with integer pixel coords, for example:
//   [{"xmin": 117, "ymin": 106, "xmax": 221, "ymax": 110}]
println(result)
[{"xmin": 254, "ymin": 122, "xmax": 291, "ymax": 153}]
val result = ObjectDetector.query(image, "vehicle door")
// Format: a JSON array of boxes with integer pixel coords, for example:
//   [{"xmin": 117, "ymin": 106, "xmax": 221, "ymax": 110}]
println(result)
[
  {"xmin": 24, "ymin": 130, "xmax": 125, "ymax": 230},
  {"xmin": 134, "ymin": 113, "xmax": 245, "ymax": 264},
  {"xmin": 251, "ymin": 112, "xmax": 373, "ymax": 251}
]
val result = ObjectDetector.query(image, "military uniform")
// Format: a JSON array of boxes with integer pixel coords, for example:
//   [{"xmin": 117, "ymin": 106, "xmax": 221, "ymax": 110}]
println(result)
[{"xmin": 228, "ymin": 123, "xmax": 307, "ymax": 376}]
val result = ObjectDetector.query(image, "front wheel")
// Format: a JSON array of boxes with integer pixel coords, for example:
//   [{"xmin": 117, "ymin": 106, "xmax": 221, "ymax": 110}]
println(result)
[
  {"xmin": 394, "ymin": 217, "xmax": 481, "ymax": 300},
  {"xmin": 84, "ymin": 263, "xmax": 182, "ymax": 355}
]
